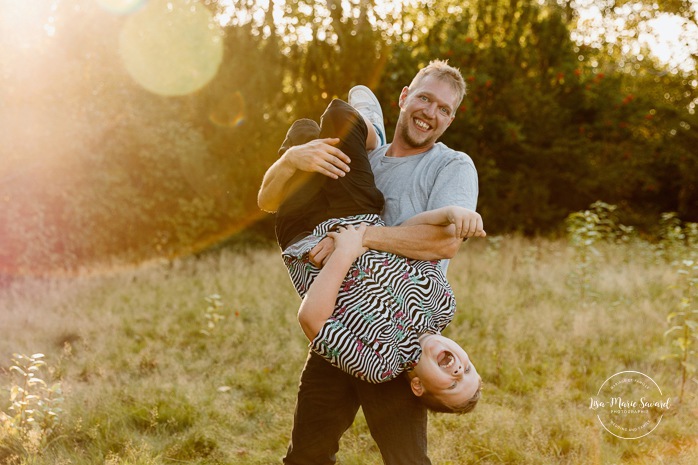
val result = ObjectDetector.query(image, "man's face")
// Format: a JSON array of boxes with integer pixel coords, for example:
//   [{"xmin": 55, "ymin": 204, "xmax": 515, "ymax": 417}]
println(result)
[{"xmin": 394, "ymin": 75, "xmax": 458, "ymax": 150}]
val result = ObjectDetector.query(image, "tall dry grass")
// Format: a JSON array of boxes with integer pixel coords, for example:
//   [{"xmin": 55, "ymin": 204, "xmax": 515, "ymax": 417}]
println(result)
[{"xmin": 0, "ymin": 236, "xmax": 696, "ymax": 464}]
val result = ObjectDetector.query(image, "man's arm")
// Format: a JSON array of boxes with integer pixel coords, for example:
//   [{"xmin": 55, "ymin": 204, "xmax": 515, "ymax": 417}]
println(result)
[
  {"xmin": 363, "ymin": 223, "xmax": 464, "ymax": 260},
  {"xmin": 309, "ymin": 206, "xmax": 486, "ymax": 266},
  {"xmin": 257, "ymin": 138, "xmax": 352, "ymax": 212},
  {"xmin": 309, "ymin": 223, "xmax": 464, "ymax": 266},
  {"xmin": 400, "ymin": 206, "xmax": 486, "ymax": 240}
]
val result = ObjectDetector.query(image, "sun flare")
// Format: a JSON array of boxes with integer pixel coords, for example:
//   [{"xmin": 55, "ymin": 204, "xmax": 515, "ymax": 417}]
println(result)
[{"xmin": 118, "ymin": 0, "xmax": 224, "ymax": 96}]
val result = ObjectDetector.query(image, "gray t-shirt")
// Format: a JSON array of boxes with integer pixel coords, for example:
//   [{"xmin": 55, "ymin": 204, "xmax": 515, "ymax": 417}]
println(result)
[{"xmin": 368, "ymin": 142, "xmax": 478, "ymax": 226}]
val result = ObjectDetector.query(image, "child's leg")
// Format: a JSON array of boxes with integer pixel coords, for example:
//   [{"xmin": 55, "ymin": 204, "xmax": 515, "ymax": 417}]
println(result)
[
  {"xmin": 361, "ymin": 113, "xmax": 380, "ymax": 151},
  {"xmin": 349, "ymin": 85, "xmax": 386, "ymax": 148},
  {"xmin": 278, "ymin": 118, "xmax": 321, "ymax": 155},
  {"xmin": 309, "ymin": 99, "xmax": 384, "ymax": 226},
  {"xmin": 275, "ymin": 118, "xmax": 325, "ymax": 250}
]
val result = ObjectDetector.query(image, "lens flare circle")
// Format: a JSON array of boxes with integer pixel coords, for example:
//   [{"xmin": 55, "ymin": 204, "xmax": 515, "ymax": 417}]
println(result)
[
  {"xmin": 96, "ymin": 0, "xmax": 146, "ymax": 15},
  {"xmin": 209, "ymin": 91, "xmax": 246, "ymax": 127},
  {"xmin": 118, "ymin": 0, "xmax": 223, "ymax": 96}
]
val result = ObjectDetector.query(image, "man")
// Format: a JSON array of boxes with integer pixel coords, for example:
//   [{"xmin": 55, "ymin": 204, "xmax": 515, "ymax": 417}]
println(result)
[{"xmin": 258, "ymin": 60, "xmax": 482, "ymax": 464}]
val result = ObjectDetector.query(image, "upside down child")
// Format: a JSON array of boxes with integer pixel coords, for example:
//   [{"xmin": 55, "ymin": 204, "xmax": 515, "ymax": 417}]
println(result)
[{"xmin": 271, "ymin": 94, "xmax": 484, "ymax": 413}]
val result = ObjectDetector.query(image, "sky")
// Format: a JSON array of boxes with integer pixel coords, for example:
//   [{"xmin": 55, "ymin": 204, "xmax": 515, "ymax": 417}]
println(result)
[
  {"xmin": 213, "ymin": 0, "xmax": 698, "ymax": 72},
  {"xmin": 574, "ymin": 0, "xmax": 698, "ymax": 73},
  {"xmin": 2, "ymin": 0, "xmax": 696, "ymax": 73}
]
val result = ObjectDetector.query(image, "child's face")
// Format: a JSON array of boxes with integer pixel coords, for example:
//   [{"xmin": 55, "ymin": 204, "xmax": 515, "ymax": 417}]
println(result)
[{"xmin": 411, "ymin": 334, "xmax": 480, "ymax": 406}]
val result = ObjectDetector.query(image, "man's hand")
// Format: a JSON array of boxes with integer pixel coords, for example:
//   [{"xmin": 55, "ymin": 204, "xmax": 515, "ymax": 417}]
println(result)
[
  {"xmin": 445, "ymin": 206, "xmax": 486, "ymax": 239},
  {"xmin": 309, "ymin": 236, "xmax": 335, "ymax": 268},
  {"xmin": 284, "ymin": 138, "xmax": 351, "ymax": 179},
  {"xmin": 258, "ymin": 138, "xmax": 352, "ymax": 212}
]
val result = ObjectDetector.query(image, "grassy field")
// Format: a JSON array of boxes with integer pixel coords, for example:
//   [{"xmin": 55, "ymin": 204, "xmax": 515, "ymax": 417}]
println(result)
[{"xmin": 0, "ymin": 234, "xmax": 697, "ymax": 464}]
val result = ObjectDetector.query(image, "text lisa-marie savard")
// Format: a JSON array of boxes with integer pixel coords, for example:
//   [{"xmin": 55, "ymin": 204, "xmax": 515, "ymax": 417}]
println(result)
[{"xmin": 589, "ymin": 397, "xmax": 671, "ymax": 411}]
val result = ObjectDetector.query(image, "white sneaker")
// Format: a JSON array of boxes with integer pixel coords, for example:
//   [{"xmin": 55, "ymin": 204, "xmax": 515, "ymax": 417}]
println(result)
[{"xmin": 348, "ymin": 85, "xmax": 386, "ymax": 146}]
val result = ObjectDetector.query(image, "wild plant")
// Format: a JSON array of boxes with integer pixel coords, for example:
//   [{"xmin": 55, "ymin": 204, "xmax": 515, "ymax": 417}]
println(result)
[
  {"xmin": 665, "ymin": 259, "xmax": 698, "ymax": 403},
  {"xmin": 0, "ymin": 353, "xmax": 63, "ymax": 453},
  {"xmin": 484, "ymin": 235, "xmax": 503, "ymax": 257},
  {"xmin": 685, "ymin": 222, "xmax": 698, "ymax": 255},
  {"xmin": 200, "ymin": 293, "xmax": 226, "ymax": 336},
  {"xmin": 656, "ymin": 212, "xmax": 687, "ymax": 263},
  {"xmin": 565, "ymin": 201, "xmax": 632, "ymax": 299}
]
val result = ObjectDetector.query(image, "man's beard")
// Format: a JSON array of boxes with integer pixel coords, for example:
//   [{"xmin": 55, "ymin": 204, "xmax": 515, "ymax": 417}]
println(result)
[{"xmin": 397, "ymin": 113, "xmax": 437, "ymax": 149}]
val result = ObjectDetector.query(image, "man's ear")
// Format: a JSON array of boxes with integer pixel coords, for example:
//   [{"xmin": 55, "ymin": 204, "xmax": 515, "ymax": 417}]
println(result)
[
  {"xmin": 410, "ymin": 376, "xmax": 424, "ymax": 397},
  {"xmin": 398, "ymin": 86, "xmax": 409, "ymax": 109}
]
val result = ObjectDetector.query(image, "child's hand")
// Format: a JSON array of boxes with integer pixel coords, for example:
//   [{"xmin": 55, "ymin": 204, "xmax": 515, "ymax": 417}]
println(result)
[
  {"xmin": 327, "ymin": 223, "xmax": 368, "ymax": 261},
  {"xmin": 445, "ymin": 207, "xmax": 486, "ymax": 239}
]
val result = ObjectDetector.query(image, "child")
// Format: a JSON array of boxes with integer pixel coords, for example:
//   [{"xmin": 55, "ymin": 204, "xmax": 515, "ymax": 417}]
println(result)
[{"xmin": 275, "ymin": 95, "xmax": 482, "ymax": 413}]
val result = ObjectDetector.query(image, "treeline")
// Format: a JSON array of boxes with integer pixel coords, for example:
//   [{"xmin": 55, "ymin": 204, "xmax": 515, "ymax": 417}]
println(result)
[{"xmin": 0, "ymin": 0, "xmax": 696, "ymax": 274}]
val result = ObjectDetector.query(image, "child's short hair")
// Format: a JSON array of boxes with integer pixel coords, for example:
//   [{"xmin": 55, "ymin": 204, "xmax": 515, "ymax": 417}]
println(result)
[{"xmin": 419, "ymin": 379, "xmax": 482, "ymax": 414}]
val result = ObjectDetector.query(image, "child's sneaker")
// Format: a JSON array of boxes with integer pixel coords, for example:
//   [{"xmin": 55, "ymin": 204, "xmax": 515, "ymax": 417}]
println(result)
[{"xmin": 348, "ymin": 85, "xmax": 386, "ymax": 146}]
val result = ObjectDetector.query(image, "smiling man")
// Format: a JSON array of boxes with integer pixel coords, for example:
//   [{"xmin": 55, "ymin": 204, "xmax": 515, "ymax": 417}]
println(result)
[
  {"xmin": 393, "ymin": 74, "xmax": 460, "ymax": 153},
  {"xmin": 357, "ymin": 62, "xmax": 478, "ymax": 240},
  {"xmin": 258, "ymin": 59, "xmax": 480, "ymax": 465},
  {"xmin": 283, "ymin": 61, "xmax": 479, "ymax": 266}
]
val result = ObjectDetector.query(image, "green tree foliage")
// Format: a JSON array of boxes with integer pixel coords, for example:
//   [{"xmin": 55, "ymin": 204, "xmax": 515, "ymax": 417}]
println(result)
[
  {"xmin": 0, "ymin": 0, "xmax": 695, "ymax": 274},
  {"xmin": 377, "ymin": 0, "xmax": 697, "ymax": 233}
]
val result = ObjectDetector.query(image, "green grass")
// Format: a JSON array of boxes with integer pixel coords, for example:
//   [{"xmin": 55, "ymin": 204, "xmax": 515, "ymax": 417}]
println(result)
[{"xmin": 0, "ymin": 236, "xmax": 696, "ymax": 464}]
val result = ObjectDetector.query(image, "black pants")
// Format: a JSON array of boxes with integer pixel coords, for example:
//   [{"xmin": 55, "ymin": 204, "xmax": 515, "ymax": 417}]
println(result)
[
  {"xmin": 284, "ymin": 351, "xmax": 431, "ymax": 465},
  {"xmin": 279, "ymin": 100, "xmax": 430, "ymax": 464},
  {"xmin": 275, "ymin": 99, "xmax": 384, "ymax": 250}
]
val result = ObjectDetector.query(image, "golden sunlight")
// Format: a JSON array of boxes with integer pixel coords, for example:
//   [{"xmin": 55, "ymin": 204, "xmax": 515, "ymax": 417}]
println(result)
[
  {"xmin": 0, "ymin": 0, "xmax": 53, "ymax": 44},
  {"xmin": 0, "ymin": 1, "xmax": 57, "ymax": 175},
  {"xmin": 118, "ymin": 0, "xmax": 224, "ymax": 96},
  {"xmin": 96, "ymin": 0, "xmax": 146, "ymax": 15}
]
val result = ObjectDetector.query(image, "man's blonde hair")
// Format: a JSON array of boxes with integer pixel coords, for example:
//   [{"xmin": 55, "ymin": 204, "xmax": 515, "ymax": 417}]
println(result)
[{"xmin": 410, "ymin": 59, "xmax": 467, "ymax": 110}]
